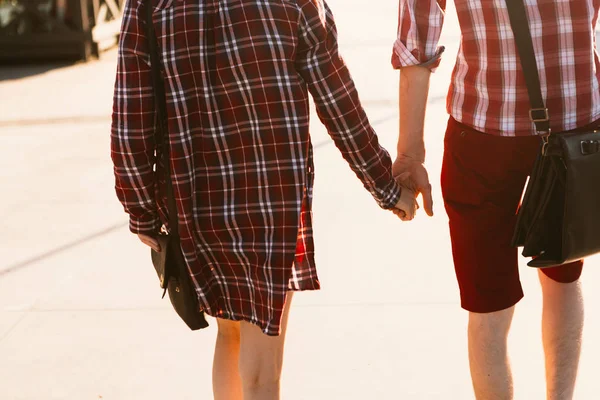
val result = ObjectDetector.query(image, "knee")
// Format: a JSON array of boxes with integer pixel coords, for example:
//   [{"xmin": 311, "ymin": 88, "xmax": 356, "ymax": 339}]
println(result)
[
  {"xmin": 239, "ymin": 365, "xmax": 281, "ymax": 392},
  {"xmin": 239, "ymin": 352, "xmax": 283, "ymax": 391},
  {"xmin": 539, "ymin": 274, "xmax": 583, "ymax": 306},
  {"xmin": 237, "ymin": 320, "xmax": 287, "ymax": 393},
  {"xmin": 468, "ymin": 307, "xmax": 514, "ymax": 341}
]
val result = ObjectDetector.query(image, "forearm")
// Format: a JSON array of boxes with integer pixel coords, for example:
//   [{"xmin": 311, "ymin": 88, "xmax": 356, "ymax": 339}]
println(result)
[
  {"xmin": 296, "ymin": 2, "xmax": 401, "ymax": 210},
  {"xmin": 397, "ymin": 66, "xmax": 432, "ymax": 163},
  {"xmin": 111, "ymin": 1, "xmax": 160, "ymax": 234},
  {"xmin": 309, "ymin": 73, "xmax": 401, "ymax": 209},
  {"xmin": 111, "ymin": 128, "xmax": 159, "ymax": 234}
]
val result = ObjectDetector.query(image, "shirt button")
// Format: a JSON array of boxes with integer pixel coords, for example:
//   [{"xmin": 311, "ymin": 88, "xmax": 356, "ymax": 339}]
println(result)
[{"xmin": 460, "ymin": 131, "xmax": 467, "ymax": 137}]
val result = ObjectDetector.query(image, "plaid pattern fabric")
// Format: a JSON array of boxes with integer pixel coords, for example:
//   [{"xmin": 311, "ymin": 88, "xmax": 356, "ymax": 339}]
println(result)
[
  {"xmin": 392, "ymin": 0, "xmax": 600, "ymax": 136},
  {"xmin": 111, "ymin": 0, "xmax": 401, "ymax": 335}
]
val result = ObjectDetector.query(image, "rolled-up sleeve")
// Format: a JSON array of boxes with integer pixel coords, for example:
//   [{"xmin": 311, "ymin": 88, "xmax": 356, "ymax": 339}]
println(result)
[{"xmin": 392, "ymin": 0, "xmax": 446, "ymax": 72}]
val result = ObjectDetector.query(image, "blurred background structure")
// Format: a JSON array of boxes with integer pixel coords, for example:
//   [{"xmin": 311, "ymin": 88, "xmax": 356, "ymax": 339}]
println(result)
[{"xmin": 0, "ymin": 0, "xmax": 122, "ymax": 61}]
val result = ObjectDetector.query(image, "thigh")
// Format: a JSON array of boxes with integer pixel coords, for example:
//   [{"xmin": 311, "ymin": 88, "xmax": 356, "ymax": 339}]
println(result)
[
  {"xmin": 239, "ymin": 292, "xmax": 294, "ymax": 376},
  {"xmin": 216, "ymin": 316, "xmax": 241, "ymax": 339},
  {"xmin": 441, "ymin": 119, "xmax": 540, "ymax": 213},
  {"xmin": 441, "ymin": 119, "xmax": 540, "ymax": 313}
]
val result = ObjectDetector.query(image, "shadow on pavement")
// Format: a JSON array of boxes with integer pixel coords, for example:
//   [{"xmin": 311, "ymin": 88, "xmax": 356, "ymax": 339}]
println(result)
[{"xmin": 0, "ymin": 61, "xmax": 75, "ymax": 82}]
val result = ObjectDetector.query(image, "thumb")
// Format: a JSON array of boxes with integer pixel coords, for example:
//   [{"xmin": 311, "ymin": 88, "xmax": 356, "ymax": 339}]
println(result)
[{"xmin": 420, "ymin": 184, "xmax": 434, "ymax": 217}]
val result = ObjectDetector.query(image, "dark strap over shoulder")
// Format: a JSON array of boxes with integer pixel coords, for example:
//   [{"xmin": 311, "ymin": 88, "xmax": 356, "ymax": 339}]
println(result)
[
  {"xmin": 145, "ymin": 1, "xmax": 180, "ymax": 237},
  {"xmin": 505, "ymin": 0, "xmax": 551, "ymax": 134}
]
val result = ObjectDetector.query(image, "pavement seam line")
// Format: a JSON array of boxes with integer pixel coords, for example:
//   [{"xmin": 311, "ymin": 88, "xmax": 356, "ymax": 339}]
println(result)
[
  {"xmin": 0, "ymin": 222, "xmax": 128, "ymax": 278},
  {"xmin": 0, "ymin": 312, "xmax": 29, "ymax": 343}
]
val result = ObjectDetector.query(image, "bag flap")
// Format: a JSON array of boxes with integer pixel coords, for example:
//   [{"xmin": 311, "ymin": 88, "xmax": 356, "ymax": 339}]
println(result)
[{"xmin": 557, "ymin": 130, "xmax": 600, "ymax": 161}]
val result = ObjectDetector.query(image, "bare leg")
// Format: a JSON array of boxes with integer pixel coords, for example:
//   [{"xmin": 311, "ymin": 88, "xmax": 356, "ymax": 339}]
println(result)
[
  {"xmin": 213, "ymin": 318, "xmax": 243, "ymax": 400},
  {"xmin": 238, "ymin": 292, "xmax": 294, "ymax": 400},
  {"xmin": 468, "ymin": 307, "xmax": 515, "ymax": 400},
  {"xmin": 539, "ymin": 271, "xmax": 584, "ymax": 400}
]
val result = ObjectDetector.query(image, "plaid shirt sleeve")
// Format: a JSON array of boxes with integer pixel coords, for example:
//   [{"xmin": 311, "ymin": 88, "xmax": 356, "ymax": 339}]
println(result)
[
  {"xmin": 392, "ymin": 0, "xmax": 446, "ymax": 71},
  {"xmin": 110, "ymin": 0, "xmax": 160, "ymax": 235},
  {"xmin": 295, "ymin": 0, "xmax": 401, "ymax": 210}
]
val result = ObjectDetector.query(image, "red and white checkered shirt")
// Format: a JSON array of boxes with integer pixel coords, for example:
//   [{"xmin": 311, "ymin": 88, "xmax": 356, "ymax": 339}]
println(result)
[
  {"xmin": 111, "ymin": 0, "xmax": 400, "ymax": 335},
  {"xmin": 392, "ymin": 0, "xmax": 600, "ymax": 136}
]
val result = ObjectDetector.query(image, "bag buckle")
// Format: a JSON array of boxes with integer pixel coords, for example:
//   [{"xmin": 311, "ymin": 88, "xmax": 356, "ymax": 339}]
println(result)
[
  {"xmin": 580, "ymin": 140, "xmax": 600, "ymax": 155},
  {"xmin": 529, "ymin": 108, "xmax": 550, "ymax": 123},
  {"xmin": 541, "ymin": 133, "xmax": 552, "ymax": 156}
]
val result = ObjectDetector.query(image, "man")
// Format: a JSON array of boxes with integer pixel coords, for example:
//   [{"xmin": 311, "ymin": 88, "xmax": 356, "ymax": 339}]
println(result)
[
  {"xmin": 111, "ymin": 0, "xmax": 416, "ymax": 399},
  {"xmin": 392, "ymin": 1, "xmax": 596, "ymax": 398}
]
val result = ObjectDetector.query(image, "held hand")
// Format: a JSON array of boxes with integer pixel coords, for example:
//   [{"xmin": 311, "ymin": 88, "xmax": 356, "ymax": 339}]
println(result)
[
  {"xmin": 392, "ymin": 184, "xmax": 419, "ymax": 221},
  {"xmin": 138, "ymin": 233, "xmax": 161, "ymax": 252},
  {"xmin": 392, "ymin": 155, "xmax": 434, "ymax": 217}
]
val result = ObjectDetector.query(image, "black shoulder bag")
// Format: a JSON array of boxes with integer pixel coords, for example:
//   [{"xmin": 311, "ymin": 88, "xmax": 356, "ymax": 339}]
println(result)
[
  {"xmin": 507, "ymin": 0, "xmax": 600, "ymax": 267},
  {"xmin": 146, "ymin": 2, "xmax": 208, "ymax": 330}
]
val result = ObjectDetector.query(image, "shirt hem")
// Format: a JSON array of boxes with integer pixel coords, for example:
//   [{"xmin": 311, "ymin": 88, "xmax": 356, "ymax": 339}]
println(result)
[{"xmin": 201, "ymin": 284, "xmax": 320, "ymax": 336}]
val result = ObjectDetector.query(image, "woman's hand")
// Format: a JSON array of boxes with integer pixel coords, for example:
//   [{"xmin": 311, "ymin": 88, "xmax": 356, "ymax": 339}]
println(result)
[
  {"xmin": 392, "ymin": 183, "xmax": 419, "ymax": 221},
  {"xmin": 138, "ymin": 234, "xmax": 161, "ymax": 252}
]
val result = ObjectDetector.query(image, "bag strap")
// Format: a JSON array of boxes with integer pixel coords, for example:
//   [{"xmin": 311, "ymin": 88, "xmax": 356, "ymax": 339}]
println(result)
[
  {"xmin": 505, "ymin": 0, "xmax": 551, "ymax": 135},
  {"xmin": 145, "ymin": 2, "xmax": 180, "ymax": 238}
]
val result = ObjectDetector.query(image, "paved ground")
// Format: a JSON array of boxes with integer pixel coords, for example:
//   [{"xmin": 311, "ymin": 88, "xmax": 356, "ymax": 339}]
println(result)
[{"xmin": 1, "ymin": 1, "xmax": 600, "ymax": 399}]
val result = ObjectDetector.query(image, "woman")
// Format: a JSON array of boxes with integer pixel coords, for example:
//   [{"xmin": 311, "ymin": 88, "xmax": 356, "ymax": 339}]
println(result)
[{"xmin": 111, "ymin": 0, "xmax": 416, "ymax": 398}]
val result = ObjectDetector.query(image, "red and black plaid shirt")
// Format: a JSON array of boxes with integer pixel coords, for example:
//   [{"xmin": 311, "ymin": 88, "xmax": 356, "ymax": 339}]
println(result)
[
  {"xmin": 111, "ymin": 0, "xmax": 400, "ymax": 335},
  {"xmin": 393, "ymin": 0, "xmax": 600, "ymax": 136}
]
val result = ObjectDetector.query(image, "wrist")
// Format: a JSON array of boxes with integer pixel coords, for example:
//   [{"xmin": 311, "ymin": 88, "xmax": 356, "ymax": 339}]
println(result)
[
  {"xmin": 396, "ymin": 138, "xmax": 425, "ymax": 162},
  {"xmin": 396, "ymin": 150, "xmax": 425, "ymax": 164}
]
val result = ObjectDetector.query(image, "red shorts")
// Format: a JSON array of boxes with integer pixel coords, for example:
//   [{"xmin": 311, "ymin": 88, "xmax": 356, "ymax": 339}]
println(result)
[{"xmin": 441, "ymin": 118, "xmax": 583, "ymax": 313}]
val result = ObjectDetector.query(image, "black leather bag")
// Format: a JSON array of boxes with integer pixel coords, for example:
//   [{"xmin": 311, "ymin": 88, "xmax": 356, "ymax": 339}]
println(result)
[
  {"xmin": 146, "ymin": 1, "xmax": 208, "ymax": 330},
  {"xmin": 507, "ymin": 0, "xmax": 600, "ymax": 267}
]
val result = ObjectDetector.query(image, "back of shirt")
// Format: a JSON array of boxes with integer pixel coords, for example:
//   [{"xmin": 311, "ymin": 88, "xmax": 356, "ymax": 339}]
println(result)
[{"xmin": 393, "ymin": 0, "xmax": 600, "ymax": 136}]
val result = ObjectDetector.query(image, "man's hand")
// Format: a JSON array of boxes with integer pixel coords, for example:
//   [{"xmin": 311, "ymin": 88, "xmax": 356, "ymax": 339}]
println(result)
[
  {"xmin": 392, "ymin": 155, "xmax": 434, "ymax": 217},
  {"xmin": 138, "ymin": 233, "xmax": 161, "ymax": 252}
]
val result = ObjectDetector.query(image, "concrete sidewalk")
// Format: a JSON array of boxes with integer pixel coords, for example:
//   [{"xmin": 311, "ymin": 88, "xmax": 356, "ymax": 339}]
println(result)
[{"xmin": 1, "ymin": 1, "xmax": 600, "ymax": 399}]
